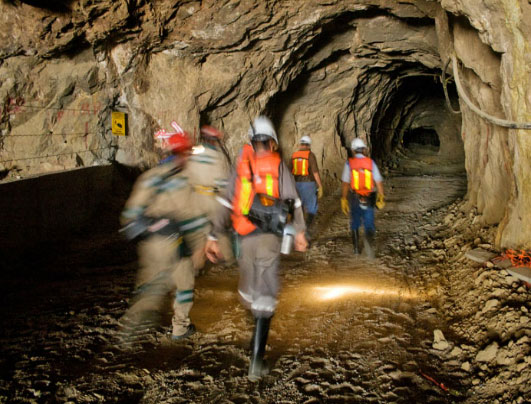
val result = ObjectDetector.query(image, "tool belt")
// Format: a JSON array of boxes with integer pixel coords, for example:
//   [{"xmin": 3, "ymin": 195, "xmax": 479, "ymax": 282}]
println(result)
[
  {"xmin": 247, "ymin": 194, "xmax": 294, "ymax": 236},
  {"xmin": 193, "ymin": 185, "xmax": 218, "ymax": 196},
  {"xmin": 120, "ymin": 215, "xmax": 181, "ymax": 241},
  {"xmin": 353, "ymin": 191, "xmax": 376, "ymax": 210}
]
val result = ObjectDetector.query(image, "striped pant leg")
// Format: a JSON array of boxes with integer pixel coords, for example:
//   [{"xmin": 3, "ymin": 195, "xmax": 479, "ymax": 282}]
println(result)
[{"xmin": 171, "ymin": 256, "xmax": 195, "ymax": 336}]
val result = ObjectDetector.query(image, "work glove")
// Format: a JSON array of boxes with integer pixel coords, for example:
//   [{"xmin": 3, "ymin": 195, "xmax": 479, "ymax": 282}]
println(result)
[
  {"xmin": 376, "ymin": 194, "xmax": 385, "ymax": 210},
  {"xmin": 317, "ymin": 187, "xmax": 324, "ymax": 199},
  {"xmin": 341, "ymin": 197, "xmax": 350, "ymax": 215}
]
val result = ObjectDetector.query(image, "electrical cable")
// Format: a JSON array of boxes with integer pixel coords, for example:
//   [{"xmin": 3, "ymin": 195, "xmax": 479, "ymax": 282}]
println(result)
[
  {"xmin": 451, "ymin": 53, "xmax": 531, "ymax": 130},
  {"xmin": 3, "ymin": 103, "xmax": 101, "ymax": 113},
  {"xmin": 3, "ymin": 132, "xmax": 102, "ymax": 137},
  {"xmin": 441, "ymin": 58, "xmax": 461, "ymax": 115},
  {"xmin": 0, "ymin": 147, "xmax": 114, "ymax": 164}
]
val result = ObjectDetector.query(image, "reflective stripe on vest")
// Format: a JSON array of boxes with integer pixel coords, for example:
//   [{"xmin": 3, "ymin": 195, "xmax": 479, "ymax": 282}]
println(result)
[
  {"xmin": 240, "ymin": 177, "xmax": 252, "ymax": 215},
  {"xmin": 266, "ymin": 174, "xmax": 274, "ymax": 196},
  {"xmin": 291, "ymin": 150, "xmax": 310, "ymax": 176},
  {"xmin": 348, "ymin": 157, "xmax": 374, "ymax": 196},
  {"xmin": 364, "ymin": 169, "xmax": 372, "ymax": 190}
]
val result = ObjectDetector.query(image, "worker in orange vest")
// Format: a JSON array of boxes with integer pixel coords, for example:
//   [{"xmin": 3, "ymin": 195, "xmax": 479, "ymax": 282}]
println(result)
[
  {"xmin": 289, "ymin": 136, "xmax": 323, "ymax": 238},
  {"xmin": 205, "ymin": 116, "xmax": 308, "ymax": 380},
  {"xmin": 340, "ymin": 138, "xmax": 384, "ymax": 258}
]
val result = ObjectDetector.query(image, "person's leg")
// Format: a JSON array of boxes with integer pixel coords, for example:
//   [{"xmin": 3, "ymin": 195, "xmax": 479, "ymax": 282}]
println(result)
[
  {"xmin": 349, "ymin": 193, "xmax": 361, "ymax": 254},
  {"xmin": 249, "ymin": 315, "xmax": 272, "ymax": 381},
  {"xmin": 237, "ymin": 235, "xmax": 257, "ymax": 311},
  {"xmin": 125, "ymin": 236, "xmax": 176, "ymax": 324},
  {"xmin": 304, "ymin": 182, "xmax": 318, "ymax": 239},
  {"xmin": 171, "ymin": 256, "xmax": 196, "ymax": 338},
  {"xmin": 246, "ymin": 233, "xmax": 281, "ymax": 380},
  {"xmin": 362, "ymin": 207, "xmax": 376, "ymax": 259}
]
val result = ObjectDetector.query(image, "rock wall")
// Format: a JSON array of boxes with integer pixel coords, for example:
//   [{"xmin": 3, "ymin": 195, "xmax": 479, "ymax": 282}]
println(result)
[
  {"xmin": 0, "ymin": 0, "xmax": 529, "ymax": 248},
  {"xmin": 441, "ymin": 0, "xmax": 531, "ymax": 248}
]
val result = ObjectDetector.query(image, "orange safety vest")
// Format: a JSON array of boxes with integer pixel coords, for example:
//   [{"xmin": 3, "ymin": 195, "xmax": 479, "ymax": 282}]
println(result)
[
  {"xmin": 231, "ymin": 145, "xmax": 281, "ymax": 235},
  {"xmin": 291, "ymin": 150, "xmax": 310, "ymax": 176},
  {"xmin": 348, "ymin": 157, "xmax": 374, "ymax": 196}
]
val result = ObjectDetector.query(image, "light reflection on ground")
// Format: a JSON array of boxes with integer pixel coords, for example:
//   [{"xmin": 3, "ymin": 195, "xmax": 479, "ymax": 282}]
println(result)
[{"xmin": 314, "ymin": 283, "xmax": 418, "ymax": 300}]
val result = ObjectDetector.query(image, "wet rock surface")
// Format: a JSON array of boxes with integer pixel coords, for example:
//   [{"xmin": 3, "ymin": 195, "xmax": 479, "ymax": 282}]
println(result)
[{"xmin": 0, "ymin": 153, "xmax": 529, "ymax": 404}]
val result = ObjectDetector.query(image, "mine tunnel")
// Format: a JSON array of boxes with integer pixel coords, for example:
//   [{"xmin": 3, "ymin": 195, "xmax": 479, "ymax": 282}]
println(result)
[{"xmin": 0, "ymin": 1, "xmax": 530, "ymax": 404}]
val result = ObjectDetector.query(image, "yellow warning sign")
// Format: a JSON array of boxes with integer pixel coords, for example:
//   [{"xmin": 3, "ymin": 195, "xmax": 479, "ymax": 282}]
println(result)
[{"xmin": 112, "ymin": 111, "xmax": 126, "ymax": 136}]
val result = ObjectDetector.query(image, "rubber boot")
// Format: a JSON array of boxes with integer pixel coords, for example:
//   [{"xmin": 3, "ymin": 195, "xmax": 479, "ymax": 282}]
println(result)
[
  {"xmin": 305, "ymin": 213, "xmax": 315, "ymax": 244},
  {"xmin": 248, "ymin": 317, "xmax": 271, "ymax": 381},
  {"xmin": 306, "ymin": 213, "xmax": 315, "ymax": 229},
  {"xmin": 351, "ymin": 230, "xmax": 360, "ymax": 255},
  {"xmin": 364, "ymin": 230, "xmax": 375, "ymax": 259}
]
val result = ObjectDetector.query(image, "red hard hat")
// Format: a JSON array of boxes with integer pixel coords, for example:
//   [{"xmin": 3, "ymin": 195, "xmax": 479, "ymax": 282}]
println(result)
[
  {"xmin": 200, "ymin": 125, "xmax": 223, "ymax": 140},
  {"xmin": 165, "ymin": 132, "xmax": 192, "ymax": 153},
  {"xmin": 154, "ymin": 121, "xmax": 192, "ymax": 153}
]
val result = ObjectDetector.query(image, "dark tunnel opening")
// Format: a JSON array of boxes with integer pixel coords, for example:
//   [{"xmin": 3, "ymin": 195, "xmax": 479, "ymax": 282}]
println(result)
[
  {"xmin": 402, "ymin": 127, "xmax": 440, "ymax": 150},
  {"xmin": 369, "ymin": 72, "xmax": 462, "ymax": 170}
]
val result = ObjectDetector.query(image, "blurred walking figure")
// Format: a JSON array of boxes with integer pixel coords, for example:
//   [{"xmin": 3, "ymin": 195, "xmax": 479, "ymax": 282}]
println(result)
[
  {"xmin": 289, "ymin": 136, "xmax": 323, "ymax": 240},
  {"xmin": 340, "ymin": 138, "xmax": 385, "ymax": 258},
  {"xmin": 183, "ymin": 125, "xmax": 234, "ymax": 271},
  {"xmin": 205, "ymin": 116, "xmax": 308, "ymax": 380},
  {"xmin": 119, "ymin": 122, "xmax": 209, "ymax": 341}
]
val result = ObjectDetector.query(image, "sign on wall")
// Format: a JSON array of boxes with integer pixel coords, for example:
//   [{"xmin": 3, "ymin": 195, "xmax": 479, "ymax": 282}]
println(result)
[{"xmin": 112, "ymin": 111, "xmax": 127, "ymax": 136}]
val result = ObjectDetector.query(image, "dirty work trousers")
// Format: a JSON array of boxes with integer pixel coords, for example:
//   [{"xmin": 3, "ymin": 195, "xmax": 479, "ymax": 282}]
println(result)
[
  {"xmin": 349, "ymin": 192, "xmax": 375, "ymax": 233},
  {"xmin": 237, "ymin": 233, "xmax": 282, "ymax": 319},
  {"xmin": 127, "ymin": 234, "xmax": 197, "ymax": 337},
  {"xmin": 295, "ymin": 181, "xmax": 318, "ymax": 215}
]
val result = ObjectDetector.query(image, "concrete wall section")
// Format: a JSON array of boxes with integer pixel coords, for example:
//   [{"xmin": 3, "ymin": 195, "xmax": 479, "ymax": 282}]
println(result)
[{"xmin": 0, "ymin": 165, "xmax": 114, "ymax": 255}]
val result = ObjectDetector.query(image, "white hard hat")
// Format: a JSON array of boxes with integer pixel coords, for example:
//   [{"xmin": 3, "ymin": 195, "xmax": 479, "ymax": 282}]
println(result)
[
  {"xmin": 351, "ymin": 138, "xmax": 367, "ymax": 150},
  {"xmin": 299, "ymin": 136, "xmax": 311, "ymax": 145},
  {"xmin": 248, "ymin": 116, "xmax": 278, "ymax": 144}
]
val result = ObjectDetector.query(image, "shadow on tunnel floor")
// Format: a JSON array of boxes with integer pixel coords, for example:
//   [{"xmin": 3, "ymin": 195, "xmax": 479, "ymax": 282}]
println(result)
[{"xmin": 0, "ymin": 163, "xmax": 141, "ymax": 282}]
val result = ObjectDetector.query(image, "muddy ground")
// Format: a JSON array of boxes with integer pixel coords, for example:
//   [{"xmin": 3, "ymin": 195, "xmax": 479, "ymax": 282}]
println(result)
[{"xmin": 0, "ymin": 145, "xmax": 529, "ymax": 404}]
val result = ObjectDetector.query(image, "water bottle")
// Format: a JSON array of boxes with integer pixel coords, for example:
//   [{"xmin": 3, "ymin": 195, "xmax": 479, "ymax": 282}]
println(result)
[{"xmin": 280, "ymin": 224, "xmax": 296, "ymax": 255}]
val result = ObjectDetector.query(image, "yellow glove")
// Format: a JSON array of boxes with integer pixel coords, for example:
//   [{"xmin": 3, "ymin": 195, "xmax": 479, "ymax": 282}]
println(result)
[
  {"xmin": 341, "ymin": 197, "xmax": 350, "ymax": 215},
  {"xmin": 376, "ymin": 194, "xmax": 385, "ymax": 210},
  {"xmin": 317, "ymin": 187, "xmax": 324, "ymax": 199}
]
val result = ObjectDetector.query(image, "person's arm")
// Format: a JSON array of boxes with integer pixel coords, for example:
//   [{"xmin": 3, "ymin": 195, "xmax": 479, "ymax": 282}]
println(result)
[
  {"xmin": 371, "ymin": 161, "xmax": 384, "ymax": 196},
  {"xmin": 341, "ymin": 181, "xmax": 350, "ymax": 200},
  {"xmin": 340, "ymin": 161, "xmax": 351, "ymax": 199},
  {"xmin": 309, "ymin": 153, "xmax": 322, "ymax": 188},
  {"xmin": 210, "ymin": 168, "xmax": 235, "ymax": 237},
  {"xmin": 279, "ymin": 161, "xmax": 308, "ymax": 251},
  {"xmin": 279, "ymin": 161, "xmax": 306, "ymax": 233},
  {"xmin": 340, "ymin": 162, "xmax": 351, "ymax": 215},
  {"xmin": 376, "ymin": 181, "xmax": 384, "ymax": 196},
  {"xmin": 206, "ymin": 167, "xmax": 236, "ymax": 263},
  {"xmin": 313, "ymin": 172, "xmax": 323, "ymax": 189}
]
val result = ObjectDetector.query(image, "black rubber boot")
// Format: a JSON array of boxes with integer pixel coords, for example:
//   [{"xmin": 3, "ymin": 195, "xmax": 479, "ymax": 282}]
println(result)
[
  {"xmin": 306, "ymin": 213, "xmax": 315, "ymax": 229},
  {"xmin": 248, "ymin": 317, "xmax": 271, "ymax": 381},
  {"xmin": 351, "ymin": 230, "xmax": 360, "ymax": 255},
  {"xmin": 305, "ymin": 213, "xmax": 316, "ymax": 244},
  {"xmin": 364, "ymin": 230, "xmax": 375, "ymax": 259}
]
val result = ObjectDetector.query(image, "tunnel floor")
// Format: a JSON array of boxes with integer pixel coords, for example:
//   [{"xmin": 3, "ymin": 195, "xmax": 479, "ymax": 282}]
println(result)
[{"xmin": 0, "ymin": 154, "xmax": 485, "ymax": 403}]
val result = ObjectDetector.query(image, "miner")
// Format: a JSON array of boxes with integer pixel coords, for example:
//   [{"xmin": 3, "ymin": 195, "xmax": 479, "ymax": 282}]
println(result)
[
  {"xmin": 119, "ymin": 122, "xmax": 208, "ymax": 341},
  {"xmin": 340, "ymin": 137, "xmax": 385, "ymax": 258},
  {"xmin": 289, "ymin": 135, "xmax": 323, "ymax": 240},
  {"xmin": 205, "ymin": 116, "xmax": 308, "ymax": 380}
]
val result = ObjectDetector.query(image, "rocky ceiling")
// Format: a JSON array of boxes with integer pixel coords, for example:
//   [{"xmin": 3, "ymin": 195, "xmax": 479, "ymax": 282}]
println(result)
[{"xmin": 0, "ymin": 0, "xmax": 530, "ymax": 248}]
